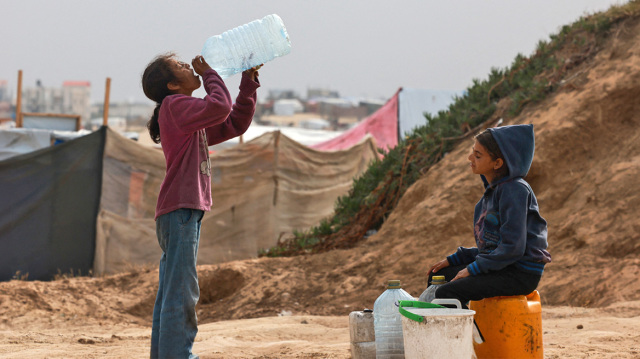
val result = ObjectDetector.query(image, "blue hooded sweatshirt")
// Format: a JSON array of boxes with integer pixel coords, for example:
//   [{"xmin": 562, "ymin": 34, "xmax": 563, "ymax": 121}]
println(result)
[{"xmin": 447, "ymin": 124, "xmax": 551, "ymax": 276}]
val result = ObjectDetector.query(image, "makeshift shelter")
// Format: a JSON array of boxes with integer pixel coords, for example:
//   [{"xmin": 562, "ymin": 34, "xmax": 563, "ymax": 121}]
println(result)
[
  {"xmin": 211, "ymin": 124, "xmax": 343, "ymax": 151},
  {"xmin": 0, "ymin": 128, "xmax": 52, "ymax": 161},
  {"xmin": 0, "ymin": 128, "xmax": 105, "ymax": 281},
  {"xmin": 0, "ymin": 127, "xmax": 378, "ymax": 280},
  {"xmin": 312, "ymin": 88, "xmax": 459, "ymax": 151},
  {"xmin": 0, "ymin": 128, "xmax": 91, "ymax": 161}
]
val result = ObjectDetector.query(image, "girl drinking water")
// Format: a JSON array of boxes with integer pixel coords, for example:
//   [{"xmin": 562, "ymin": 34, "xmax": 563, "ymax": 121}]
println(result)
[
  {"xmin": 142, "ymin": 53, "xmax": 260, "ymax": 359},
  {"xmin": 428, "ymin": 124, "xmax": 551, "ymax": 308}
]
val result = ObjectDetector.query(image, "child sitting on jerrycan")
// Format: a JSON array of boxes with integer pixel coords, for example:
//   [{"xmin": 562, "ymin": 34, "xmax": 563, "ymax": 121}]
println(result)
[{"xmin": 427, "ymin": 124, "xmax": 551, "ymax": 309}]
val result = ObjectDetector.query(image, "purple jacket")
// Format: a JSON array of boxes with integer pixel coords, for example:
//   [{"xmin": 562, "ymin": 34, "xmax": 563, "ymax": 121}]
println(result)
[{"xmin": 155, "ymin": 69, "xmax": 259, "ymax": 219}]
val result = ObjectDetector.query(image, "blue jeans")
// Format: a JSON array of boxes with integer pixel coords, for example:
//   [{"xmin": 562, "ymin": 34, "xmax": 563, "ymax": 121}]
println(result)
[{"xmin": 151, "ymin": 208, "xmax": 203, "ymax": 359}]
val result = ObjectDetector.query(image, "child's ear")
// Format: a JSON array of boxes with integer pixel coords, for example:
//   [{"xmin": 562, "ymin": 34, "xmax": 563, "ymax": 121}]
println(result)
[
  {"xmin": 494, "ymin": 158, "xmax": 504, "ymax": 170},
  {"xmin": 167, "ymin": 82, "xmax": 180, "ymax": 91}
]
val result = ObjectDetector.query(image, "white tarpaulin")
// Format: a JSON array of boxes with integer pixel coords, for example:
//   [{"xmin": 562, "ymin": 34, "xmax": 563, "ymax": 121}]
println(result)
[
  {"xmin": 0, "ymin": 128, "xmax": 51, "ymax": 161},
  {"xmin": 0, "ymin": 128, "xmax": 92, "ymax": 161},
  {"xmin": 213, "ymin": 124, "xmax": 344, "ymax": 150},
  {"xmin": 398, "ymin": 88, "xmax": 461, "ymax": 139}
]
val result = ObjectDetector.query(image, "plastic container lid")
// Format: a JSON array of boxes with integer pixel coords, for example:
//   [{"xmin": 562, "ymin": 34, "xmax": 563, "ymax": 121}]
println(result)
[
  {"xmin": 432, "ymin": 275, "xmax": 446, "ymax": 285},
  {"xmin": 387, "ymin": 280, "xmax": 401, "ymax": 288}
]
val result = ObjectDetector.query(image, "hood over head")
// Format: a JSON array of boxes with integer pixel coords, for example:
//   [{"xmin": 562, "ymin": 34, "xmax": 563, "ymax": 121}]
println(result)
[{"xmin": 485, "ymin": 124, "xmax": 535, "ymax": 184}]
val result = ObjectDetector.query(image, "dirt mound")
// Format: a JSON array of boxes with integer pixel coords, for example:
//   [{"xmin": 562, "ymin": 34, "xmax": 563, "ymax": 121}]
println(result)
[
  {"xmin": 188, "ymin": 12, "xmax": 640, "ymax": 315},
  {"xmin": 1, "ymin": 9, "xmax": 640, "ymax": 329}
]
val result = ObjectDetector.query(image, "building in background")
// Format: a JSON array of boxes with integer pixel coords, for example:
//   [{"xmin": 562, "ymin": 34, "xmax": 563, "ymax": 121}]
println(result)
[
  {"xmin": 90, "ymin": 101, "xmax": 155, "ymax": 130},
  {"xmin": 0, "ymin": 80, "xmax": 11, "ymax": 126},
  {"xmin": 22, "ymin": 80, "xmax": 91, "ymax": 127},
  {"xmin": 306, "ymin": 88, "xmax": 339, "ymax": 100},
  {"xmin": 62, "ymin": 81, "xmax": 91, "ymax": 126},
  {"xmin": 0, "ymin": 80, "xmax": 10, "ymax": 102},
  {"xmin": 273, "ymin": 99, "xmax": 304, "ymax": 116}
]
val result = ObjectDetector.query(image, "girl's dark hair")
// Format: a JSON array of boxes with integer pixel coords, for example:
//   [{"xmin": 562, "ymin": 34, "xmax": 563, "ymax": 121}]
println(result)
[
  {"xmin": 475, "ymin": 129, "xmax": 509, "ymax": 179},
  {"xmin": 141, "ymin": 53, "xmax": 178, "ymax": 144}
]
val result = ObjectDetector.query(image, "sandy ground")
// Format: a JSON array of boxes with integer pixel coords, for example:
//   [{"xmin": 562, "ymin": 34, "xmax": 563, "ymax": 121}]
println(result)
[
  {"xmin": 0, "ymin": 315, "xmax": 350, "ymax": 359},
  {"xmin": 1, "ymin": 302, "xmax": 640, "ymax": 358}
]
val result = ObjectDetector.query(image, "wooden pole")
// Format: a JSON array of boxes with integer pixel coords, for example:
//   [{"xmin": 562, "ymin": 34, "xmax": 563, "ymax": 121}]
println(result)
[
  {"xmin": 16, "ymin": 70, "xmax": 23, "ymax": 128},
  {"xmin": 103, "ymin": 77, "xmax": 111, "ymax": 127},
  {"xmin": 22, "ymin": 112, "xmax": 80, "ymax": 119}
]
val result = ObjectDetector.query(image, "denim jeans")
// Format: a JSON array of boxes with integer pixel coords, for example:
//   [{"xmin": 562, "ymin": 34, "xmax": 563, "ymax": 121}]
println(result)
[{"xmin": 151, "ymin": 208, "xmax": 203, "ymax": 359}]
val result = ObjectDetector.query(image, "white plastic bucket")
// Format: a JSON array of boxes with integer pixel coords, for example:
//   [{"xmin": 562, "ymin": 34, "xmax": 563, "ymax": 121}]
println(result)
[{"xmin": 400, "ymin": 301, "xmax": 475, "ymax": 359}]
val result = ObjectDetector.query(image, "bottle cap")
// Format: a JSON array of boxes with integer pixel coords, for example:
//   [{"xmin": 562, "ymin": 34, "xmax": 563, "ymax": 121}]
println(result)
[
  {"xmin": 387, "ymin": 280, "xmax": 401, "ymax": 289},
  {"xmin": 432, "ymin": 275, "xmax": 446, "ymax": 284}
]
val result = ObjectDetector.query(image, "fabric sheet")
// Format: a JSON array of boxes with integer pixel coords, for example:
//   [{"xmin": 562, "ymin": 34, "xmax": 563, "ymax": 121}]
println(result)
[
  {"xmin": 0, "ymin": 127, "xmax": 105, "ymax": 281},
  {"xmin": 0, "ymin": 126, "xmax": 378, "ymax": 278},
  {"xmin": 397, "ymin": 88, "xmax": 460, "ymax": 138},
  {"xmin": 312, "ymin": 90, "xmax": 400, "ymax": 151},
  {"xmin": 95, "ymin": 128, "xmax": 378, "ymax": 275},
  {"xmin": 0, "ymin": 128, "xmax": 52, "ymax": 161}
]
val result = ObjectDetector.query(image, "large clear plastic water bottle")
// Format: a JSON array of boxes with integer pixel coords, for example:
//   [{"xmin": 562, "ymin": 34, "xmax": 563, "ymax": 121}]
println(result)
[
  {"xmin": 201, "ymin": 14, "xmax": 292, "ymax": 79},
  {"xmin": 373, "ymin": 279, "xmax": 414, "ymax": 359},
  {"xmin": 418, "ymin": 275, "xmax": 447, "ymax": 303}
]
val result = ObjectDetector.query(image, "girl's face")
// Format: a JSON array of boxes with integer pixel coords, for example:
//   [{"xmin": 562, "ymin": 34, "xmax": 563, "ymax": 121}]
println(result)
[
  {"xmin": 468, "ymin": 140, "xmax": 502, "ymax": 182},
  {"xmin": 167, "ymin": 59, "xmax": 201, "ymax": 96}
]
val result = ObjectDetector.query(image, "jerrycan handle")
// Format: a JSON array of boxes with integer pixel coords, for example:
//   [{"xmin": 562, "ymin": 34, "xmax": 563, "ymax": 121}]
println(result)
[
  {"xmin": 398, "ymin": 300, "xmax": 445, "ymax": 322},
  {"xmin": 526, "ymin": 290, "xmax": 540, "ymax": 302},
  {"xmin": 431, "ymin": 298, "xmax": 462, "ymax": 309}
]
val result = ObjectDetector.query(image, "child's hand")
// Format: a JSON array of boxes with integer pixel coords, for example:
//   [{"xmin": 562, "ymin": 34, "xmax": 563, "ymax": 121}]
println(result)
[
  {"xmin": 428, "ymin": 258, "xmax": 450, "ymax": 274},
  {"xmin": 243, "ymin": 64, "xmax": 263, "ymax": 82},
  {"xmin": 450, "ymin": 268, "xmax": 470, "ymax": 282},
  {"xmin": 192, "ymin": 55, "xmax": 212, "ymax": 77}
]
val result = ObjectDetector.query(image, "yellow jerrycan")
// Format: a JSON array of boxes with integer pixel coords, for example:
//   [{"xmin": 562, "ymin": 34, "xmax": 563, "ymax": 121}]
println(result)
[{"xmin": 469, "ymin": 290, "xmax": 543, "ymax": 359}]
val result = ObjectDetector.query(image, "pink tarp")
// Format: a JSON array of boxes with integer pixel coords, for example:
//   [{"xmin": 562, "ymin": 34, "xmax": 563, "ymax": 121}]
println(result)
[{"xmin": 311, "ymin": 89, "xmax": 400, "ymax": 151}]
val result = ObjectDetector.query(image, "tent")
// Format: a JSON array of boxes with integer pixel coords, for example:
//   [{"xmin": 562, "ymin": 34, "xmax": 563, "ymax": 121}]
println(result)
[
  {"xmin": 0, "ymin": 128, "xmax": 91, "ymax": 161},
  {"xmin": 312, "ymin": 88, "xmax": 460, "ymax": 151},
  {"xmin": 0, "ymin": 127, "xmax": 378, "ymax": 280},
  {"xmin": 138, "ymin": 123, "xmax": 344, "ymax": 152},
  {"xmin": 209, "ymin": 124, "xmax": 344, "ymax": 151},
  {"xmin": 0, "ymin": 128, "xmax": 105, "ymax": 280}
]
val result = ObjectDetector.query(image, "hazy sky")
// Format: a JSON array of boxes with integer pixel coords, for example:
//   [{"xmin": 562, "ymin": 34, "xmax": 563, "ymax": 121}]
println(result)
[{"xmin": 1, "ymin": 0, "xmax": 624, "ymax": 104}]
